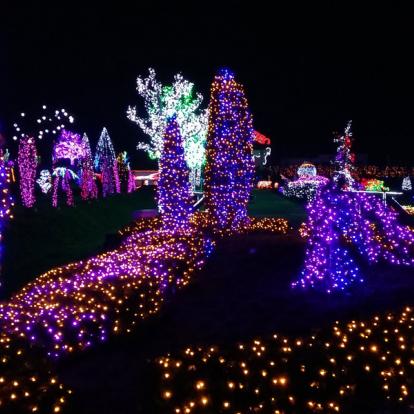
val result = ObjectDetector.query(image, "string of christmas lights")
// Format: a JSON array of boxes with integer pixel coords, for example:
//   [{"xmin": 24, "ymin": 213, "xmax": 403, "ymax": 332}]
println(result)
[
  {"xmin": 204, "ymin": 68, "xmax": 255, "ymax": 235},
  {"xmin": 0, "ymin": 331, "xmax": 70, "ymax": 413},
  {"xmin": 0, "ymin": 228, "xmax": 214, "ymax": 358},
  {"xmin": 12, "ymin": 105, "xmax": 75, "ymax": 141},
  {"xmin": 281, "ymin": 175, "xmax": 330, "ymax": 202},
  {"xmin": 118, "ymin": 215, "xmax": 290, "ymax": 239},
  {"xmin": 293, "ymin": 186, "xmax": 414, "ymax": 293},
  {"xmin": 156, "ymin": 306, "xmax": 414, "ymax": 414}
]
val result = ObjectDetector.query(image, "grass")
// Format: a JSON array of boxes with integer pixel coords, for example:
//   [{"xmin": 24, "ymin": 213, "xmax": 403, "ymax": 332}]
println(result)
[
  {"xmin": 1, "ymin": 187, "xmax": 156, "ymax": 298},
  {"xmin": 249, "ymin": 189, "xmax": 307, "ymax": 226}
]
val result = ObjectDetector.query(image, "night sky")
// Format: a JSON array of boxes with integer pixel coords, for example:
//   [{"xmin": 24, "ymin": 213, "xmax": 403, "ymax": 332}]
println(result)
[{"xmin": 1, "ymin": 2, "xmax": 413, "ymax": 167}]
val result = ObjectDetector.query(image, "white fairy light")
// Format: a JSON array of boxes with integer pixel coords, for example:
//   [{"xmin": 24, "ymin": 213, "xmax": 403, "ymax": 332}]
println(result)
[{"xmin": 127, "ymin": 68, "xmax": 208, "ymax": 190}]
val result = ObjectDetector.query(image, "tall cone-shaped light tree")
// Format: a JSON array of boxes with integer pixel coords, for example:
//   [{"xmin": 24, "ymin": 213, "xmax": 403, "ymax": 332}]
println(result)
[
  {"xmin": 203, "ymin": 68, "xmax": 255, "ymax": 235},
  {"xmin": 157, "ymin": 117, "xmax": 192, "ymax": 232},
  {"xmin": 80, "ymin": 133, "xmax": 98, "ymax": 200},
  {"xmin": 94, "ymin": 127, "xmax": 119, "ymax": 197}
]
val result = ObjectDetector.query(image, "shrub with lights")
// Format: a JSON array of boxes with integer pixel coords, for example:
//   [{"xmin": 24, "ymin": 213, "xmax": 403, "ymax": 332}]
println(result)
[
  {"xmin": 17, "ymin": 136, "xmax": 38, "ymax": 208},
  {"xmin": 0, "ymin": 331, "xmax": 70, "ymax": 413},
  {"xmin": 157, "ymin": 117, "xmax": 192, "ymax": 232},
  {"xmin": 293, "ymin": 186, "xmax": 414, "ymax": 292},
  {"xmin": 204, "ymin": 68, "xmax": 255, "ymax": 235},
  {"xmin": 36, "ymin": 169, "xmax": 52, "ymax": 194}
]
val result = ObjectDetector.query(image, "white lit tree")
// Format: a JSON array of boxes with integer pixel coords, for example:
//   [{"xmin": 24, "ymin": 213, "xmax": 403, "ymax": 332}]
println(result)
[{"xmin": 127, "ymin": 68, "xmax": 208, "ymax": 190}]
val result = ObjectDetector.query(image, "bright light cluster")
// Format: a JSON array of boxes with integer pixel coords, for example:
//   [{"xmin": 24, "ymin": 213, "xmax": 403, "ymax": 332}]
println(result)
[
  {"xmin": 156, "ymin": 306, "xmax": 414, "ymax": 413},
  {"xmin": 361, "ymin": 178, "xmax": 389, "ymax": 192},
  {"xmin": 282, "ymin": 175, "xmax": 330, "ymax": 202},
  {"xmin": 297, "ymin": 162, "xmax": 317, "ymax": 178},
  {"xmin": 53, "ymin": 129, "xmax": 85, "ymax": 165},
  {"xmin": 158, "ymin": 117, "xmax": 193, "ymax": 232},
  {"xmin": 254, "ymin": 130, "xmax": 271, "ymax": 145},
  {"xmin": 0, "ymin": 331, "xmax": 70, "ymax": 413},
  {"xmin": 333, "ymin": 120, "xmax": 355, "ymax": 189},
  {"xmin": 127, "ymin": 68, "xmax": 208, "ymax": 188},
  {"xmin": 293, "ymin": 187, "xmax": 414, "ymax": 293},
  {"xmin": 187, "ymin": 212, "xmax": 290, "ymax": 237},
  {"xmin": 248, "ymin": 217, "xmax": 290, "ymax": 234},
  {"xmin": 0, "ymin": 228, "xmax": 214, "ymax": 358},
  {"xmin": 204, "ymin": 68, "xmax": 255, "ymax": 235},
  {"xmin": 256, "ymin": 181, "xmax": 273, "ymax": 189},
  {"xmin": 402, "ymin": 176, "xmax": 412, "ymax": 192},
  {"xmin": 17, "ymin": 136, "xmax": 38, "ymax": 208},
  {"xmin": 402, "ymin": 206, "xmax": 414, "ymax": 216},
  {"xmin": 12, "ymin": 106, "xmax": 75, "ymax": 141},
  {"xmin": 36, "ymin": 170, "xmax": 52, "ymax": 194},
  {"xmin": 118, "ymin": 217, "xmax": 162, "ymax": 237}
]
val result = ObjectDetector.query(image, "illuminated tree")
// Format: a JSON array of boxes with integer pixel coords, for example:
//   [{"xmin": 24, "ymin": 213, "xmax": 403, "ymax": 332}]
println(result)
[
  {"xmin": 157, "ymin": 117, "xmax": 192, "ymax": 232},
  {"xmin": 127, "ymin": 68, "xmax": 208, "ymax": 189},
  {"xmin": 52, "ymin": 167, "xmax": 77, "ymax": 207},
  {"xmin": 293, "ymin": 187, "xmax": 414, "ymax": 293},
  {"xmin": 332, "ymin": 120, "xmax": 356, "ymax": 189},
  {"xmin": 80, "ymin": 133, "xmax": 98, "ymax": 200},
  {"xmin": 94, "ymin": 128, "xmax": 118, "ymax": 197},
  {"xmin": 204, "ymin": 68, "xmax": 255, "ymax": 234},
  {"xmin": 117, "ymin": 151, "xmax": 130, "ymax": 193},
  {"xmin": 53, "ymin": 129, "xmax": 85, "ymax": 166},
  {"xmin": 18, "ymin": 136, "xmax": 37, "ymax": 207},
  {"xmin": 127, "ymin": 169, "xmax": 136, "ymax": 193}
]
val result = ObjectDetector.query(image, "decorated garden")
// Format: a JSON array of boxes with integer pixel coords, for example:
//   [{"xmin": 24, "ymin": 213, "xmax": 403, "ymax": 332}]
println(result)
[
  {"xmin": 1, "ymin": 63, "xmax": 414, "ymax": 414},
  {"xmin": 2, "ymin": 1, "xmax": 414, "ymax": 409}
]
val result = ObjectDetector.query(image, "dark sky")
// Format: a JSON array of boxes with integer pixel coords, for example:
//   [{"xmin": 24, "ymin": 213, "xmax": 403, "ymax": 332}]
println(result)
[{"xmin": 1, "ymin": 1, "xmax": 413, "ymax": 167}]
